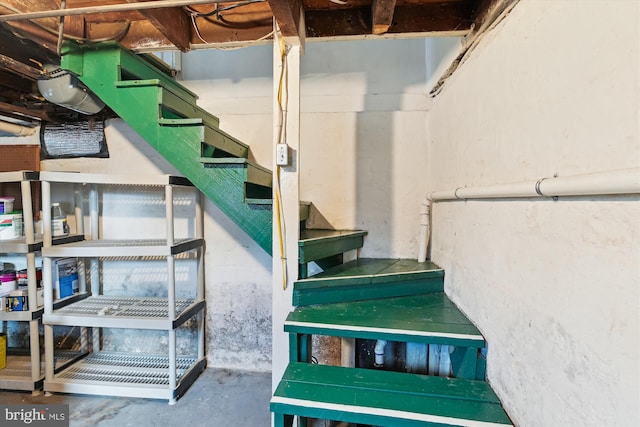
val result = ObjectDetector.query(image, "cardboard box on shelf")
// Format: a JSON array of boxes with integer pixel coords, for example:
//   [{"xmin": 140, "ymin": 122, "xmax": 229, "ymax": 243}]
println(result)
[{"xmin": 0, "ymin": 144, "xmax": 41, "ymax": 213}]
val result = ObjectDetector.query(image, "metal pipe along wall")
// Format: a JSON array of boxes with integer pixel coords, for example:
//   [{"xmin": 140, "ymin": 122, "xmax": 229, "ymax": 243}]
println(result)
[{"xmin": 418, "ymin": 167, "xmax": 640, "ymax": 262}]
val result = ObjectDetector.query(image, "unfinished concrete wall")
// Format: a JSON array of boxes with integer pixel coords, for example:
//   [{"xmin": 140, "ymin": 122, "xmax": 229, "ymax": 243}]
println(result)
[
  {"xmin": 427, "ymin": 1, "xmax": 639, "ymax": 425},
  {"xmin": 299, "ymin": 38, "xmax": 429, "ymax": 259}
]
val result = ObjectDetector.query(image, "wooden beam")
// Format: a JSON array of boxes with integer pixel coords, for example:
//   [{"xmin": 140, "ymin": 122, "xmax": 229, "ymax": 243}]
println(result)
[
  {"xmin": 0, "ymin": 69, "xmax": 34, "ymax": 93},
  {"xmin": 0, "ymin": 101, "xmax": 55, "ymax": 122},
  {"xmin": 429, "ymin": 0, "xmax": 519, "ymax": 95},
  {"xmin": 125, "ymin": 0, "xmax": 191, "ymax": 52},
  {"xmin": 0, "ymin": 53, "xmax": 41, "ymax": 80},
  {"xmin": 267, "ymin": 0, "xmax": 305, "ymax": 46},
  {"xmin": 371, "ymin": 0, "xmax": 396, "ymax": 35},
  {"xmin": 305, "ymin": 2, "xmax": 474, "ymax": 38}
]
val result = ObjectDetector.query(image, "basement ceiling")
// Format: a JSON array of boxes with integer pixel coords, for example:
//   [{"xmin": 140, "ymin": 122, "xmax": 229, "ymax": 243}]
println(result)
[{"xmin": 0, "ymin": 0, "xmax": 501, "ymax": 123}]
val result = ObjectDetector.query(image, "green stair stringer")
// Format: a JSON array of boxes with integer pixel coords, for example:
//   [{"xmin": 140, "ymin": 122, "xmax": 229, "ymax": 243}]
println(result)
[{"xmin": 60, "ymin": 41, "xmax": 272, "ymax": 253}]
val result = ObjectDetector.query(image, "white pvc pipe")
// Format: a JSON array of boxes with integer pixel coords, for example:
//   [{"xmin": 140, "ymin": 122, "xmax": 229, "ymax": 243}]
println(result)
[
  {"xmin": 418, "ymin": 168, "xmax": 640, "ymax": 262},
  {"xmin": 0, "ymin": 119, "xmax": 36, "ymax": 136},
  {"xmin": 374, "ymin": 339, "xmax": 387, "ymax": 367}
]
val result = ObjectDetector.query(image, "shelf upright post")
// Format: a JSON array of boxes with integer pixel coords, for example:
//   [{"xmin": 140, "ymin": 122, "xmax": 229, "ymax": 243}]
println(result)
[
  {"xmin": 196, "ymin": 191, "xmax": 205, "ymax": 360},
  {"xmin": 88, "ymin": 183, "xmax": 100, "ymax": 353},
  {"xmin": 165, "ymin": 184, "xmax": 177, "ymax": 402},
  {"xmin": 74, "ymin": 185, "xmax": 84, "ymax": 236},
  {"xmin": 21, "ymin": 178, "xmax": 41, "ymax": 389},
  {"xmin": 41, "ymin": 179, "xmax": 55, "ymax": 383}
]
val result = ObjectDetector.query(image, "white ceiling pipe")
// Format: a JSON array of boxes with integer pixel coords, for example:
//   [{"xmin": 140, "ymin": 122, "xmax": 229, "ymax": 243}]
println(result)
[
  {"xmin": 0, "ymin": 0, "xmax": 220, "ymax": 22},
  {"xmin": 418, "ymin": 167, "xmax": 640, "ymax": 262},
  {"xmin": 0, "ymin": 119, "xmax": 36, "ymax": 136}
]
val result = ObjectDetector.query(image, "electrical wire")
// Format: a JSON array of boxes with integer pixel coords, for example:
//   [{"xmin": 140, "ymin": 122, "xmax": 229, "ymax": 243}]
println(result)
[
  {"xmin": 274, "ymin": 28, "xmax": 289, "ymax": 290},
  {"xmin": 190, "ymin": 12, "xmax": 272, "ymax": 48},
  {"xmin": 184, "ymin": 0, "xmax": 266, "ymax": 17},
  {"xmin": 0, "ymin": 2, "xmax": 131, "ymax": 45}
]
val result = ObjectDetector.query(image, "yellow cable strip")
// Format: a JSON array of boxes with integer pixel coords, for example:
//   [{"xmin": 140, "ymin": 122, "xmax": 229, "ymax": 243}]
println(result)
[{"xmin": 275, "ymin": 31, "xmax": 288, "ymax": 290}]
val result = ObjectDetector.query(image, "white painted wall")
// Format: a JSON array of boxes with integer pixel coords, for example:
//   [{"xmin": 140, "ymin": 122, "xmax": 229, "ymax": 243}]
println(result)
[
  {"xmin": 427, "ymin": 1, "xmax": 640, "ymax": 425},
  {"xmin": 300, "ymin": 38, "xmax": 429, "ymax": 258}
]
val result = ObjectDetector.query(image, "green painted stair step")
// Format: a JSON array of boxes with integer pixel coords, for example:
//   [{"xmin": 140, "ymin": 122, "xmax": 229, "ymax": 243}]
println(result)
[
  {"xmin": 116, "ymin": 79, "xmax": 220, "ymax": 128},
  {"xmin": 294, "ymin": 258, "xmax": 444, "ymax": 306},
  {"xmin": 285, "ymin": 292, "xmax": 484, "ymax": 348},
  {"xmin": 298, "ymin": 229, "xmax": 368, "ymax": 278},
  {"xmin": 114, "ymin": 82, "xmax": 248, "ymax": 158},
  {"xmin": 271, "ymin": 362, "xmax": 513, "ymax": 427}
]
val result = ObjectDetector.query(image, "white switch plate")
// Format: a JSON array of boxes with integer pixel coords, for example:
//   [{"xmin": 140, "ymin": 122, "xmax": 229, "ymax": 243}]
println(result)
[{"xmin": 276, "ymin": 143, "xmax": 289, "ymax": 166}]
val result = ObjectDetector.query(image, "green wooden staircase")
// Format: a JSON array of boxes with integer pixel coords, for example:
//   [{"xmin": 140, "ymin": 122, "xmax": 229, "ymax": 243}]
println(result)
[
  {"xmin": 271, "ymin": 258, "xmax": 513, "ymax": 426},
  {"xmin": 59, "ymin": 41, "xmax": 368, "ymax": 260},
  {"xmin": 59, "ymin": 41, "xmax": 274, "ymax": 251}
]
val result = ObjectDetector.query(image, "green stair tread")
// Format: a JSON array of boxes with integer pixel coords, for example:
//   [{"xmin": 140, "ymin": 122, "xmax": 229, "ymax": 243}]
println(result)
[
  {"xmin": 299, "ymin": 229, "xmax": 368, "ymax": 243},
  {"xmin": 281, "ymin": 362, "xmax": 500, "ymax": 403},
  {"xmin": 272, "ymin": 363, "xmax": 512, "ymax": 426},
  {"xmin": 159, "ymin": 118, "xmax": 249, "ymax": 159},
  {"xmin": 285, "ymin": 293, "xmax": 485, "ymax": 346},
  {"xmin": 298, "ymin": 258, "xmax": 442, "ymax": 285},
  {"xmin": 246, "ymin": 197, "xmax": 272, "ymax": 205},
  {"xmin": 298, "ymin": 229, "xmax": 368, "ymax": 264}
]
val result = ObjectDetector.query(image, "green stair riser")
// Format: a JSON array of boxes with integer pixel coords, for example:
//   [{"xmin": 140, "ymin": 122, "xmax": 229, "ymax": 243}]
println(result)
[
  {"xmin": 201, "ymin": 159, "xmax": 272, "ymax": 188},
  {"xmin": 293, "ymin": 275, "xmax": 444, "ymax": 306},
  {"xmin": 281, "ymin": 362, "xmax": 500, "ymax": 403},
  {"xmin": 299, "ymin": 235, "xmax": 366, "ymax": 264}
]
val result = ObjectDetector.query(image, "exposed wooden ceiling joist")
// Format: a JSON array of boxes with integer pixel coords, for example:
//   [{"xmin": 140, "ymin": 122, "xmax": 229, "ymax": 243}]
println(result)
[
  {"xmin": 371, "ymin": 0, "xmax": 397, "ymax": 35},
  {"xmin": 0, "ymin": 101, "xmax": 55, "ymax": 122},
  {"xmin": 305, "ymin": 1, "xmax": 474, "ymax": 39},
  {"xmin": 267, "ymin": 0, "xmax": 305, "ymax": 45},
  {"xmin": 0, "ymin": 0, "xmax": 495, "ymax": 122},
  {"xmin": 125, "ymin": 0, "xmax": 191, "ymax": 51}
]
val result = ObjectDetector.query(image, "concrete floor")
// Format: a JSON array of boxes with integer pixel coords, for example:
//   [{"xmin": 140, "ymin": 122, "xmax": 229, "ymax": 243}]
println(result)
[{"xmin": 0, "ymin": 368, "xmax": 272, "ymax": 427}]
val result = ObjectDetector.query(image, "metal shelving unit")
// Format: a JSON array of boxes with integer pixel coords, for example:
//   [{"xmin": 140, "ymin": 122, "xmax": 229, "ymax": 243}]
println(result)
[
  {"xmin": 0, "ymin": 171, "xmax": 42, "ymax": 393},
  {"xmin": 39, "ymin": 172, "xmax": 206, "ymax": 404}
]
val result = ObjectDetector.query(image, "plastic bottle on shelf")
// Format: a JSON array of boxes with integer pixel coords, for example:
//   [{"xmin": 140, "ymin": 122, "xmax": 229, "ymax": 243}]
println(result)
[{"xmin": 51, "ymin": 203, "xmax": 70, "ymax": 237}]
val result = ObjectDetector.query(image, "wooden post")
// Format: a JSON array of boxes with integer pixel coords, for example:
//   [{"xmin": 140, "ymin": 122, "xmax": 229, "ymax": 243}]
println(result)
[{"xmin": 272, "ymin": 26, "xmax": 302, "ymax": 392}]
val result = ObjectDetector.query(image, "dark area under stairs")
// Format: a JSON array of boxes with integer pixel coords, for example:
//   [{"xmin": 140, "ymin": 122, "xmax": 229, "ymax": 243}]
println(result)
[{"xmin": 272, "ymin": 258, "xmax": 513, "ymax": 426}]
